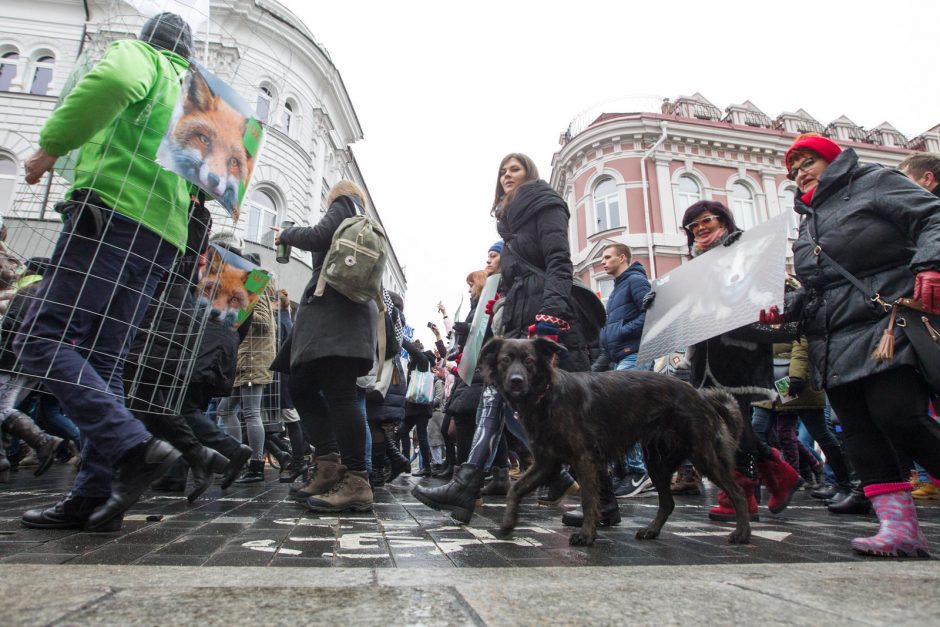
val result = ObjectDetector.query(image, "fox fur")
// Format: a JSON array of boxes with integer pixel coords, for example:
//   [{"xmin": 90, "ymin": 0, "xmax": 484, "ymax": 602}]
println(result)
[{"xmin": 196, "ymin": 246, "xmax": 250, "ymax": 329}]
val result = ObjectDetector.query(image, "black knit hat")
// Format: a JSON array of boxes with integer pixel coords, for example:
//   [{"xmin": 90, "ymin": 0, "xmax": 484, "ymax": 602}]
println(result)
[
  {"xmin": 681, "ymin": 200, "xmax": 738, "ymax": 252},
  {"xmin": 139, "ymin": 12, "xmax": 193, "ymax": 59}
]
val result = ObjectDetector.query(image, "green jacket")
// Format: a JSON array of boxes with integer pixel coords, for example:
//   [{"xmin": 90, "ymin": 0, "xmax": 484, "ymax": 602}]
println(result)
[
  {"xmin": 39, "ymin": 39, "xmax": 190, "ymax": 251},
  {"xmin": 754, "ymin": 338, "xmax": 827, "ymax": 411}
]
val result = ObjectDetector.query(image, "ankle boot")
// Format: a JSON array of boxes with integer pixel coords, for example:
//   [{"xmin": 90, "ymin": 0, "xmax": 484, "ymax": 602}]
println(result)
[
  {"xmin": 290, "ymin": 453, "xmax": 343, "ymax": 501},
  {"xmin": 561, "ymin": 470, "xmax": 621, "ymax": 527},
  {"xmin": 708, "ymin": 472, "xmax": 760, "ymax": 522},
  {"xmin": 186, "ymin": 448, "xmax": 229, "ymax": 502},
  {"xmin": 220, "ymin": 445, "xmax": 252, "ymax": 490},
  {"xmin": 757, "ymin": 448, "xmax": 804, "ymax": 514},
  {"xmin": 22, "ymin": 493, "xmax": 123, "ymax": 531},
  {"xmin": 384, "ymin": 436, "xmax": 411, "ymax": 482},
  {"xmin": 234, "ymin": 458, "xmax": 265, "ymax": 484},
  {"xmin": 537, "ymin": 469, "xmax": 580, "ymax": 506},
  {"xmin": 851, "ymin": 483, "xmax": 930, "ymax": 558},
  {"xmin": 305, "ymin": 468, "xmax": 373, "ymax": 513},
  {"xmin": 3, "ymin": 411, "xmax": 65, "ymax": 477},
  {"xmin": 828, "ymin": 486, "xmax": 873, "ymax": 515},
  {"xmin": 480, "ymin": 466, "xmax": 510, "ymax": 496},
  {"xmin": 412, "ymin": 463, "xmax": 485, "ymax": 524},
  {"xmin": 279, "ymin": 457, "xmax": 309, "ymax": 484},
  {"xmin": 671, "ymin": 465, "xmax": 702, "ymax": 495}
]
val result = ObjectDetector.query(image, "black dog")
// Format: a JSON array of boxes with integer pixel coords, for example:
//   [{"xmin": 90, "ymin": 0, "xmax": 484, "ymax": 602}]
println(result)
[{"xmin": 480, "ymin": 337, "xmax": 751, "ymax": 546}]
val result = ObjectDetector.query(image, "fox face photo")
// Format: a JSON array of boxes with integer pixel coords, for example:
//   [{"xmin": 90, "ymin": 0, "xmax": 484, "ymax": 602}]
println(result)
[
  {"xmin": 195, "ymin": 244, "xmax": 268, "ymax": 329},
  {"xmin": 156, "ymin": 64, "xmax": 262, "ymax": 220}
]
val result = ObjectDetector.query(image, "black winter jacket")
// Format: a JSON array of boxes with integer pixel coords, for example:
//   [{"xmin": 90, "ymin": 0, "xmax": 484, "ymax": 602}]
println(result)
[{"xmin": 792, "ymin": 148, "xmax": 940, "ymax": 389}]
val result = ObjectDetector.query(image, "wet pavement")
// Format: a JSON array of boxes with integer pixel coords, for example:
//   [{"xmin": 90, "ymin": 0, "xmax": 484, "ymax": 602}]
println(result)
[{"xmin": 2, "ymin": 463, "xmax": 939, "ymax": 568}]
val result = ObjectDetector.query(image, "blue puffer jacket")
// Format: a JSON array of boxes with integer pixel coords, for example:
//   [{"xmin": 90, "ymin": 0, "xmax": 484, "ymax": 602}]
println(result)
[{"xmin": 599, "ymin": 261, "xmax": 651, "ymax": 363}]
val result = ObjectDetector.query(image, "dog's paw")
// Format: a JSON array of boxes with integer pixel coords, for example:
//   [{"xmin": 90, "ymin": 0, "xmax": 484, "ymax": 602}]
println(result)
[
  {"xmin": 635, "ymin": 527, "xmax": 660, "ymax": 540},
  {"xmin": 494, "ymin": 525, "xmax": 514, "ymax": 539},
  {"xmin": 727, "ymin": 527, "xmax": 751, "ymax": 544},
  {"xmin": 568, "ymin": 531, "xmax": 596, "ymax": 546}
]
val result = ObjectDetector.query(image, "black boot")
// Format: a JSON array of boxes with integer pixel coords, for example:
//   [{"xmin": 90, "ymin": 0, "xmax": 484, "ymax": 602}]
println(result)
[
  {"xmin": 561, "ymin": 470, "xmax": 621, "ymax": 527},
  {"xmin": 279, "ymin": 457, "xmax": 309, "ymax": 484},
  {"xmin": 537, "ymin": 469, "xmax": 579, "ymax": 506},
  {"xmin": 151, "ymin": 457, "xmax": 187, "ymax": 492},
  {"xmin": 371, "ymin": 453, "xmax": 386, "ymax": 488},
  {"xmin": 432, "ymin": 464, "xmax": 454, "ymax": 480},
  {"xmin": 412, "ymin": 463, "xmax": 484, "ymax": 524},
  {"xmin": 234, "ymin": 458, "xmax": 265, "ymax": 484},
  {"xmin": 3, "ymin": 411, "xmax": 66, "ymax": 477},
  {"xmin": 187, "ymin": 448, "xmax": 229, "ymax": 503},
  {"xmin": 85, "ymin": 438, "xmax": 180, "ymax": 530},
  {"xmin": 220, "ymin": 445, "xmax": 252, "ymax": 490},
  {"xmin": 480, "ymin": 466, "xmax": 510, "ymax": 496},
  {"xmin": 827, "ymin": 487, "xmax": 873, "ymax": 515},
  {"xmin": 384, "ymin": 435, "xmax": 411, "ymax": 482},
  {"xmin": 22, "ymin": 493, "xmax": 123, "ymax": 531}
]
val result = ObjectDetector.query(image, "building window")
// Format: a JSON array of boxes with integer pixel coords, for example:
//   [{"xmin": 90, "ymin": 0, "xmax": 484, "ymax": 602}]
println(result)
[
  {"xmin": 596, "ymin": 276, "xmax": 614, "ymax": 304},
  {"xmin": 0, "ymin": 154, "xmax": 16, "ymax": 215},
  {"xmin": 730, "ymin": 182, "xmax": 757, "ymax": 231},
  {"xmin": 29, "ymin": 55, "xmax": 54, "ymax": 95},
  {"xmin": 592, "ymin": 178, "xmax": 621, "ymax": 233},
  {"xmin": 781, "ymin": 186, "xmax": 799, "ymax": 235},
  {"xmin": 281, "ymin": 101, "xmax": 293, "ymax": 135},
  {"xmin": 675, "ymin": 175, "xmax": 701, "ymax": 231},
  {"xmin": 0, "ymin": 52, "xmax": 18, "ymax": 91},
  {"xmin": 245, "ymin": 189, "xmax": 278, "ymax": 247},
  {"xmin": 256, "ymin": 86, "xmax": 273, "ymax": 124}
]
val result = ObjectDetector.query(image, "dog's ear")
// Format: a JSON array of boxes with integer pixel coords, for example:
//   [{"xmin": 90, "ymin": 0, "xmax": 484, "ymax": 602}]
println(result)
[
  {"xmin": 185, "ymin": 68, "xmax": 216, "ymax": 114},
  {"xmin": 479, "ymin": 338, "xmax": 504, "ymax": 384},
  {"xmin": 532, "ymin": 337, "xmax": 564, "ymax": 361}
]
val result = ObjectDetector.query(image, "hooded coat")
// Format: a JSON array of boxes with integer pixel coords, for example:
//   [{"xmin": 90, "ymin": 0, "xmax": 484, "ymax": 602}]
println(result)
[
  {"xmin": 272, "ymin": 181, "xmax": 378, "ymax": 376},
  {"xmin": 599, "ymin": 261, "xmax": 650, "ymax": 362},
  {"xmin": 792, "ymin": 148, "xmax": 940, "ymax": 389},
  {"xmin": 496, "ymin": 180, "xmax": 583, "ymax": 353}
]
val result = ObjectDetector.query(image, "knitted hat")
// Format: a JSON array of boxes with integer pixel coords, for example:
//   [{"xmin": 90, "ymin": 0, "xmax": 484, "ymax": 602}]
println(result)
[
  {"xmin": 139, "ymin": 12, "xmax": 193, "ymax": 59},
  {"xmin": 208, "ymin": 229, "xmax": 244, "ymax": 255},
  {"xmin": 784, "ymin": 133, "xmax": 842, "ymax": 170},
  {"xmin": 488, "ymin": 240, "xmax": 504, "ymax": 254},
  {"xmin": 681, "ymin": 200, "xmax": 738, "ymax": 252}
]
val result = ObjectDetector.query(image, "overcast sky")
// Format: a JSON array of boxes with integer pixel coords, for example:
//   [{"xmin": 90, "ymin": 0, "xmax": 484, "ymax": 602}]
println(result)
[{"xmin": 279, "ymin": 0, "xmax": 938, "ymax": 346}]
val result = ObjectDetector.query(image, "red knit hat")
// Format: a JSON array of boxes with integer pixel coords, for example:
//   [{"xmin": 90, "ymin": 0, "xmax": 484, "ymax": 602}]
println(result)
[{"xmin": 785, "ymin": 133, "xmax": 842, "ymax": 170}]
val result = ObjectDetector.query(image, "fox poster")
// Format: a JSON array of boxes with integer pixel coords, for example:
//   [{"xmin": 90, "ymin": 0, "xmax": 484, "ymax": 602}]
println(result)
[
  {"xmin": 196, "ymin": 244, "xmax": 272, "ymax": 329},
  {"xmin": 156, "ymin": 62, "xmax": 263, "ymax": 220}
]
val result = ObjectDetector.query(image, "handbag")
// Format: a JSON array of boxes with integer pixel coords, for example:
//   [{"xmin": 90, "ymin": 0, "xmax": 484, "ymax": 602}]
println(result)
[
  {"xmin": 504, "ymin": 241, "xmax": 606, "ymax": 342},
  {"xmin": 405, "ymin": 367, "xmax": 435, "ymax": 405}
]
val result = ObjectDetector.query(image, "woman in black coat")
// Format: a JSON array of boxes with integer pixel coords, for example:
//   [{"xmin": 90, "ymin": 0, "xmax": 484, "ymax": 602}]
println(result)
[
  {"xmin": 786, "ymin": 133, "xmax": 940, "ymax": 558},
  {"xmin": 272, "ymin": 180, "xmax": 377, "ymax": 513}
]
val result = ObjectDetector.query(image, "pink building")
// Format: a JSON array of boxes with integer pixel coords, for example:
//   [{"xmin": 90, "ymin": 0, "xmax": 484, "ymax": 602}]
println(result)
[{"xmin": 550, "ymin": 93, "xmax": 940, "ymax": 300}]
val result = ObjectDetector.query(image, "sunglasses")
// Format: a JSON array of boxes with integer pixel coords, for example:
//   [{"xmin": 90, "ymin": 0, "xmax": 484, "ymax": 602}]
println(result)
[
  {"xmin": 684, "ymin": 215, "xmax": 720, "ymax": 233},
  {"xmin": 787, "ymin": 157, "xmax": 817, "ymax": 181}
]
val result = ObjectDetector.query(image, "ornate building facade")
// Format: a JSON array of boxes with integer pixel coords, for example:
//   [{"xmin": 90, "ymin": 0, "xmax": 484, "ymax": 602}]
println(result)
[
  {"xmin": 0, "ymin": 0, "xmax": 406, "ymax": 298},
  {"xmin": 551, "ymin": 93, "xmax": 940, "ymax": 300}
]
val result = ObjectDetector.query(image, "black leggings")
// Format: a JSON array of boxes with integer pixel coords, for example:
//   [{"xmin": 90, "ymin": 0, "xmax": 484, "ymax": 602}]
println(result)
[
  {"xmin": 289, "ymin": 357, "xmax": 366, "ymax": 472},
  {"xmin": 826, "ymin": 366, "xmax": 940, "ymax": 487}
]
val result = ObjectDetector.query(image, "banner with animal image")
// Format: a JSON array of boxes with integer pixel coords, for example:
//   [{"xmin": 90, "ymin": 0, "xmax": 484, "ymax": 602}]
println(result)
[
  {"xmin": 636, "ymin": 213, "xmax": 789, "ymax": 364},
  {"xmin": 195, "ymin": 243, "xmax": 271, "ymax": 328},
  {"xmin": 458, "ymin": 273, "xmax": 501, "ymax": 384},
  {"xmin": 156, "ymin": 62, "xmax": 263, "ymax": 220}
]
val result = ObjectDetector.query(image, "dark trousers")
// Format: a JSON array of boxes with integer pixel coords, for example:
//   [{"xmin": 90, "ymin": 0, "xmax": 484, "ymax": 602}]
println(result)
[
  {"xmin": 827, "ymin": 366, "xmax": 940, "ymax": 486},
  {"xmin": 401, "ymin": 409, "xmax": 431, "ymax": 470},
  {"xmin": 289, "ymin": 357, "xmax": 366, "ymax": 471},
  {"xmin": 179, "ymin": 385, "xmax": 243, "ymax": 459},
  {"xmin": 14, "ymin": 207, "xmax": 176, "ymax": 496}
]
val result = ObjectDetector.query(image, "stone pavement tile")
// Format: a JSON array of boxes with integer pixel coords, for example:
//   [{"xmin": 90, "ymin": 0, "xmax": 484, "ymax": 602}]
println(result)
[
  {"xmin": 152, "ymin": 534, "xmax": 229, "ymax": 556},
  {"xmin": 120, "ymin": 525, "xmax": 191, "ymax": 545},
  {"xmin": 69, "ymin": 543, "xmax": 158, "ymax": 565},
  {"xmin": 21, "ymin": 533, "xmax": 118, "ymax": 555},
  {"xmin": 1, "ymin": 552, "xmax": 77, "ymax": 564},
  {"xmin": 136, "ymin": 554, "xmax": 208, "ymax": 566},
  {"xmin": 202, "ymin": 549, "xmax": 275, "ymax": 567},
  {"xmin": 269, "ymin": 555, "xmax": 334, "ymax": 567}
]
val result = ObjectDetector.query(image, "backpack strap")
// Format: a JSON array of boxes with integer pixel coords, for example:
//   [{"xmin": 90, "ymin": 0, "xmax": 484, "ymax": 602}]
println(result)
[{"xmin": 374, "ymin": 289, "xmax": 387, "ymax": 380}]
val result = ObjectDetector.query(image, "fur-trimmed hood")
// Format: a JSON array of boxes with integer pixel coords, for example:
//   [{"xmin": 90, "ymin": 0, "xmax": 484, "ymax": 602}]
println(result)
[{"xmin": 325, "ymin": 180, "xmax": 365, "ymax": 209}]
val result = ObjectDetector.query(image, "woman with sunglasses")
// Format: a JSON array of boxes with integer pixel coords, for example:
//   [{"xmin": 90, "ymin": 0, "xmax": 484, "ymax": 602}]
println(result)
[
  {"xmin": 674, "ymin": 200, "xmax": 804, "ymax": 526},
  {"xmin": 784, "ymin": 133, "xmax": 940, "ymax": 558}
]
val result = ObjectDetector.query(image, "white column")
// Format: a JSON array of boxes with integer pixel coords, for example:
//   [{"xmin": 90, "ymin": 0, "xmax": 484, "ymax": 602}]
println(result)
[
  {"xmin": 762, "ymin": 173, "xmax": 779, "ymax": 218},
  {"xmin": 655, "ymin": 158, "xmax": 676, "ymax": 234}
]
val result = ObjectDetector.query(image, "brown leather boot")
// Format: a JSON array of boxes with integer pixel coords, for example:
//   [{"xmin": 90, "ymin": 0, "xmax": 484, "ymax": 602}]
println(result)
[
  {"xmin": 670, "ymin": 465, "xmax": 702, "ymax": 495},
  {"xmin": 290, "ymin": 453, "xmax": 343, "ymax": 502},
  {"xmin": 305, "ymin": 469, "xmax": 373, "ymax": 513},
  {"xmin": 3, "ymin": 411, "xmax": 65, "ymax": 476}
]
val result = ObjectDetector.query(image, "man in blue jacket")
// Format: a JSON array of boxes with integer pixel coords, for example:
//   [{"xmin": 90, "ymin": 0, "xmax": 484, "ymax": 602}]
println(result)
[{"xmin": 598, "ymin": 243, "xmax": 652, "ymax": 497}]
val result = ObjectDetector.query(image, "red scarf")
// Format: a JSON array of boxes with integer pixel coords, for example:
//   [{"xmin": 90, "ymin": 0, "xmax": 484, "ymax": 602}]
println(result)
[{"xmin": 693, "ymin": 226, "xmax": 727, "ymax": 252}]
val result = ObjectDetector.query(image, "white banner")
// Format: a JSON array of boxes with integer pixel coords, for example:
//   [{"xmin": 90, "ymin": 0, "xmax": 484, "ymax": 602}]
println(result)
[{"xmin": 457, "ymin": 273, "xmax": 500, "ymax": 384}]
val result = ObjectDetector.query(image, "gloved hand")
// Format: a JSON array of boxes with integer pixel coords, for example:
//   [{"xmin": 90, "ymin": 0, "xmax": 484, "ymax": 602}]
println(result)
[
  {"xmin": 723, "ymin": 230, "xmax": 743, "ymax": 247},
  {"xmin": 527, "ymin": 321, "xmax": 560, "ymax": 343},
  {"xmin": 913, "ymin": 270, "xmax": 940, "ymax": 314},
  {"xmin": 787, "ymin": 377, "xmax": 805, "ymax": 397},
  {"xmin": 485, "ymin": 293, "xmax": 501, "ymax": 317},
  {"xmin": 759, "ymin": 305, "xmax": 786, "ymax": 324},
  {"xmin": 642, "ymin": 291, "xmax": 656, "ymax": 310}
]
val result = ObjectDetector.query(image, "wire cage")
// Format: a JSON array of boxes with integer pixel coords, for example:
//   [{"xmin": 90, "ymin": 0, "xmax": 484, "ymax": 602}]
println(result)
[{"xmin": 0, "ymin": 1, "xmax": 304, "ymax": 418}]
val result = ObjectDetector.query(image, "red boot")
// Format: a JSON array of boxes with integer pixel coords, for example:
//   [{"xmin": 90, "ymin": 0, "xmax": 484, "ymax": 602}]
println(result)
[
  {"xmin": 758, "ymin": 448, "xmax": 803, "ymax": 514},
  {"xmin": 708, "ymin": 472, "xmax": 759, "ymax": 522}
]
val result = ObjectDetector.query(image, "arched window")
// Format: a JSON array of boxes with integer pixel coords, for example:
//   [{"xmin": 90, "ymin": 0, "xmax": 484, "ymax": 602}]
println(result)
[
  {"xmin": 596, "ymin": 276, "xmax": 614, "ymax": 304},
  {"xmin": 0, "ymin": 154, "xmax": 17, "ymax": 215},
  {"xmin": 730, "ymin": 181, "xmax": 757, "ymax": 231},
  {"xmin": 676, "ymin": 175, "xmax": 701, "ymax": 211},
  {"xmin": 593, "ymin": 178, "xmax": 621, "ymax": 233},
  {"xmin": 246, "ymin": 189, "xmax": 278, "ymax": 246},
  {"xmin": 29, "ymin": 55, "xmax": 54, "ymax": 95},
  {"xmin": 0, "ymin": 52, "xmax": 19, "ymax": 92},
  {"xmin": 281, "ymin": 100, "xmax": 293, "ymax": 135},
  {"xmin": 256, "ymin": 86, "xmax": 273, "ymax": 124},
  {"xmin": 781, "ymin": 186, "xmax": 800, "ymax": 235}
]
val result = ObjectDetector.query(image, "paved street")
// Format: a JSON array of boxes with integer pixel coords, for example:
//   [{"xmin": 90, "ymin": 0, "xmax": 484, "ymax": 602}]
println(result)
[{"xmin": 3, "ymin": 465, "xmax": 940, "ymax": 625}]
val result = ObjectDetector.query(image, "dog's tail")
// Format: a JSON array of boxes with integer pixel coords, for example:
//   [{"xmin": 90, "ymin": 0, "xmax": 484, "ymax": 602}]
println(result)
[{"xmin": 699, "ymin": 388, "xmax": 743, "ymax": 442}]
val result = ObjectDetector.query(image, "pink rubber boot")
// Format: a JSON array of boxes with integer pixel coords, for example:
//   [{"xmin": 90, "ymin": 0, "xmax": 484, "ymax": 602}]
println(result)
[{"xmin": 850, "ymin": 483, "xmax": 930, "ymax": 558}]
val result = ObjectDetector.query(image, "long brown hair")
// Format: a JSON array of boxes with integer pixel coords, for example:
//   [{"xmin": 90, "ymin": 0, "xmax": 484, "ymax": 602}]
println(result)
[{"xmin": 491, "ymin": 153, "xmax": 539, "ymax": 218}]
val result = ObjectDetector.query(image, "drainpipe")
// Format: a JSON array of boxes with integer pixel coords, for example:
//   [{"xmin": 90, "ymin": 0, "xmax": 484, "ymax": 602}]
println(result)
[{"xmin": 640, "ymin": 120, "xmax": 668, "ymax": 279}]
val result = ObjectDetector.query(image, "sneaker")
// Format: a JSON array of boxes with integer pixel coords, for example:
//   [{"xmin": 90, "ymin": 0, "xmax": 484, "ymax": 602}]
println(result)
[
  {"xmin": 615, "ymin": 472, "xmax": 654, "ymax": 498},
  {"xmin": 912, "ymin": 481, "xmax": 940, "ymax": 500}
]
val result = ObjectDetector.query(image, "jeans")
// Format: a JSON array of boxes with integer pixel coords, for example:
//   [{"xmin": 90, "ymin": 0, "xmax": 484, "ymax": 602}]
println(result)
[
  {"xmin": 359, "ymin": 390, "xmax": 371, "ymax": 473},
  {"xmin": 401, "ymin": 408, "xmax": 432, "ymax": 471},
  {"xmin": 218, "ymin": 384, "xmax": 265, "ymax": 461},
  {"xmin": 14, "ymin": 206, "xmax": 177, "ymax": 496},
  {"xmin": 615, "ymin": 355, "xmax": 646, "ymax": 474}
]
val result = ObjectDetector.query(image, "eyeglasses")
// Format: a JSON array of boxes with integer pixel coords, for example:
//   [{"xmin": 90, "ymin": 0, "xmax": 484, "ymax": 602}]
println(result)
[
  {"xmin": 787, "ymin": 157, "xmax": 817, "ymax": 181},
  {"xmin": 684, "ymin": 215, "xmax": 719, "ymax": 233}
]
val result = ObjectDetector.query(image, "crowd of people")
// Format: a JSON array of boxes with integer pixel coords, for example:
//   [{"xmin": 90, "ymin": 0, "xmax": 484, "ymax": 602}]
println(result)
[{"xmin": 1, "ymin": 11, "xmax": 940, "ymax": 562}]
